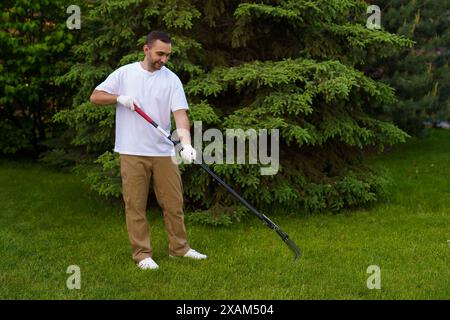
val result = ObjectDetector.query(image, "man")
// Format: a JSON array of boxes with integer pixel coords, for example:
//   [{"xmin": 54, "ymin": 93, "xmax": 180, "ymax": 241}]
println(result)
[{"xmin": 90, "ymin": 31, "xmax": 206, "ymax": 270}]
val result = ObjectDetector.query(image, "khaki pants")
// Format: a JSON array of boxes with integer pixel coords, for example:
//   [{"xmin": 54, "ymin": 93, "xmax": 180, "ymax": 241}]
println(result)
[{"xmin": 120, "ymin": 154, "xmax": 190, "ymax": 262}]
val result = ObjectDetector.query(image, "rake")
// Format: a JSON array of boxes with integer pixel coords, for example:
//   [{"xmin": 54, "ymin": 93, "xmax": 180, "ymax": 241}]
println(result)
[{"xmin": 134, "ymin": 103, "xmax": 301, "ymax": 261}]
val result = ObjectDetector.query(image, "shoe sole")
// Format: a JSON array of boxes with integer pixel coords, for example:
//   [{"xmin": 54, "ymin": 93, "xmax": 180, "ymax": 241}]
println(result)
[
  {"xmin": 169, "ymin": 255, "xmax": 207, "ymax": 260},
  {"xmin": 138, "ymin": 266, "xmax": 159, "ymax": 270}
]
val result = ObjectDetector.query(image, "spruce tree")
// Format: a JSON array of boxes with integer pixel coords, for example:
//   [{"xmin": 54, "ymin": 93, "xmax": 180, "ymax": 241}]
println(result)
[
  {"xmin": 371, "ymin": 0, "xmax": 450, "ymax": 135},
  {"xmin": 0, "ymin": 0, "xmax": 75, "ymax": 156},
  {"xmin": 53, "ymin": 0, "xmax": 413, "ymax": 224}
]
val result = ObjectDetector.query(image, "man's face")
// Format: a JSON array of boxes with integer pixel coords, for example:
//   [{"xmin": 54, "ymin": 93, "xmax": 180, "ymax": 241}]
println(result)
[{"xmin": 144, "ymin": 40, "xmax": 171, "ymax": 71}]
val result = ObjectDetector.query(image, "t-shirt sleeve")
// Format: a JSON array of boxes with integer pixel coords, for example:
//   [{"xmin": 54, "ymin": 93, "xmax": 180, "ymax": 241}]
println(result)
[
  {"xmin": 95, "ymin": 68, "xmax": 121, "ymax": 95},
  {"xmin": 170, "ymin": 78, "xmax": 189, "ymax": 112}
]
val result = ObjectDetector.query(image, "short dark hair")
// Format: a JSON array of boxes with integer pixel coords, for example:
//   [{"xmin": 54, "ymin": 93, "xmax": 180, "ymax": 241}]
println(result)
[{"xmin": 145, "ymin": 31, "xmax": 171, "ymax": 46}]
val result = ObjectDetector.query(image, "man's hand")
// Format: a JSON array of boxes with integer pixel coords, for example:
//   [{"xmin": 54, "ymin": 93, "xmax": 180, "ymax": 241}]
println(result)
[
  {"xmin": 117, "ymin": 95, "xmax": 136, "ymax": 111},
  {"xmin": 180, "ymin": 144, "xmax": 196, "ymax": 164}
]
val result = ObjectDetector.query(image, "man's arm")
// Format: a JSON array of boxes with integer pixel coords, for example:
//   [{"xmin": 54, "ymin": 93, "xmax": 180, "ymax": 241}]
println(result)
[
  {"xmin": 172, "ymin": 109, "xmax": 191, "ymax": 145},
  {"xmin": 173, "ymin": 109, "xmax": 197, "ymax": 164},
  {"xmin": 90, "ymin": 90, "xmax": 118, "ymax": 105},
  {"xmin": 90, "ymin": 90, "xmax": 136, "ymax": 111}
]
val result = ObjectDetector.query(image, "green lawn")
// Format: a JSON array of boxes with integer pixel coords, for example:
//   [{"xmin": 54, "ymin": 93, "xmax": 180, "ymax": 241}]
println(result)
[{"xmin": 0, "ymin": 130, "xmax": 449, "ymax": 299}]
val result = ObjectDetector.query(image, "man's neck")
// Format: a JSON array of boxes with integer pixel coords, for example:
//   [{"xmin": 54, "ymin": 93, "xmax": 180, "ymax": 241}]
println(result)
[{"xmin": 140, "ymin": 60, "xmax": 157, "ymax": 73}]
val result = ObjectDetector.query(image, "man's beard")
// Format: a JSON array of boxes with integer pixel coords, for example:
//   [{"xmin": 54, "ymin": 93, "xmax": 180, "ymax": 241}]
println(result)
[{"xmin": 148, "ymin": 59, "xmax": 164, "ymax": 70}]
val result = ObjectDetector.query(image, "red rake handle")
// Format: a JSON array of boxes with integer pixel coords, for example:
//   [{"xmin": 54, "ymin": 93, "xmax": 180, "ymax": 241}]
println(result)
[
  {"xmin": 134, "ymin": 104, "xmax": 157, "ymax": 127},
  {"xmin": 133, "ymin": 103, "xmax": 173, "ymax": 141}
]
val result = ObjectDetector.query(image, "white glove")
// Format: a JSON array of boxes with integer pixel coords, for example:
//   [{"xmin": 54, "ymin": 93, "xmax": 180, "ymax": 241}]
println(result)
[
  {"xmin": 180, "ymin": 144, "xmax": 196, "ymax": 164},
  {"xmin": 117, "ymin": 95, "xmax": 135, "ymax": 111}
]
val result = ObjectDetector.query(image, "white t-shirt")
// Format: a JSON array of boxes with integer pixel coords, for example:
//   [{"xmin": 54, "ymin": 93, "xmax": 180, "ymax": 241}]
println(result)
[{"xmin": 95, "ymin": 62, "xmax": 189, "ymax": 156}]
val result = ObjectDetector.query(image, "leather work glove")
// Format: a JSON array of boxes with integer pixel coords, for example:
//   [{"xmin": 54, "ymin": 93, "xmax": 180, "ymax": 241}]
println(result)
[
  {"xmin": 117, "ymin": 95, "xmax": 136, "ymax": 111},
  {"xmin": 180, "ymin": 144, "xmax": 197, "ymax": 164}
]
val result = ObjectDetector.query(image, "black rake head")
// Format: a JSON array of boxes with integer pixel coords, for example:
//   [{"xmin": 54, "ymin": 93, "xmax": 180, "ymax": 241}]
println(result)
[
  {"xmin": 284, "ymin": 237, "xmax": 301, "ymax": 261},
  {"xmin": 274, "ymin": 227, "xmax": 301, "ymax": 262}
]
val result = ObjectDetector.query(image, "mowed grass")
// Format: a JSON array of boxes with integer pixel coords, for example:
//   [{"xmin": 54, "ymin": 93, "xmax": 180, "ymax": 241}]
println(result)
[{"xmin": 0, "ymin": 129, "xmax": 449, "ymax": 299}]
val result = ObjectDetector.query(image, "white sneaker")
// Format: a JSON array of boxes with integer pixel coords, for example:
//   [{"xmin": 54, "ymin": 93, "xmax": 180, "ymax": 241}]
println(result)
[
  {"xmin": 137, "ymin": 257, "xmax": 159, "ymax": 270},
  {"xmin": 181, "ymin": 249, "xmax": 207, "ymax": 260}
]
